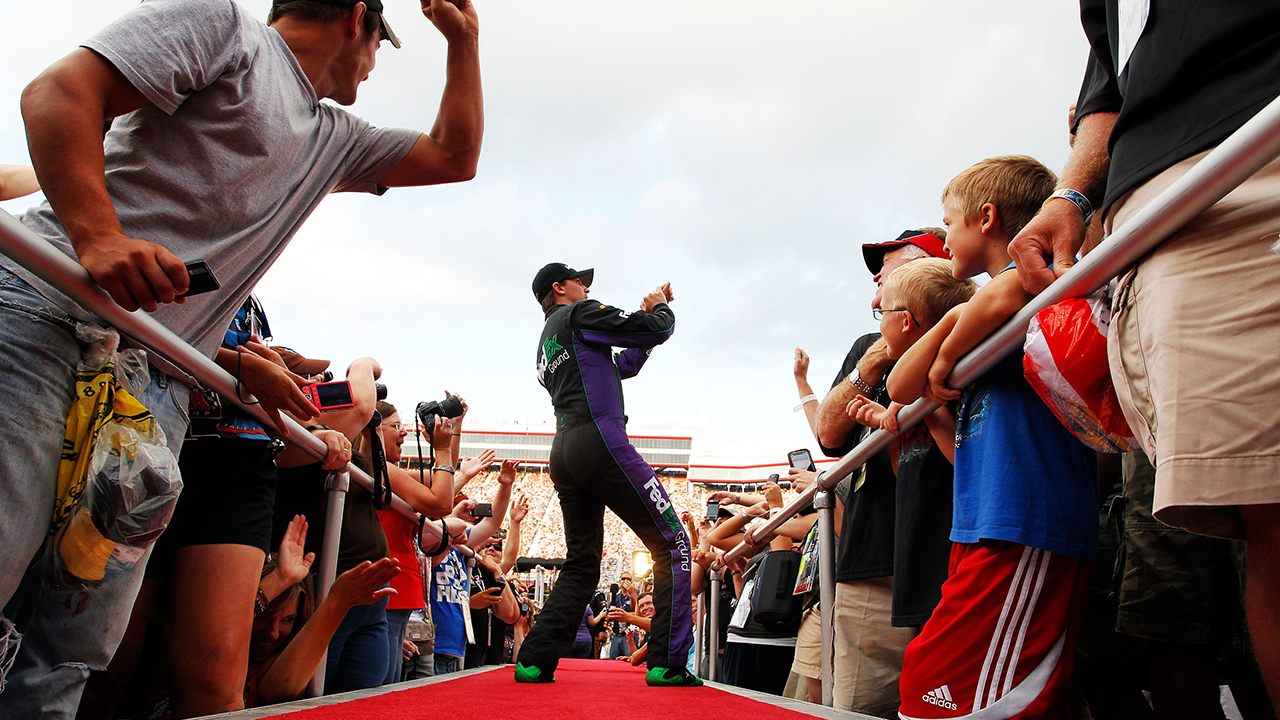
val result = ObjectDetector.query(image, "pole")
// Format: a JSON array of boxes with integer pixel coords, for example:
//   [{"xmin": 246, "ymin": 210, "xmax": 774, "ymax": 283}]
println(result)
[
  {"xmin": 707, "ymin": 569, "xmax": 721, "ymax": 683},
  {"xmin": 714, "ymin": 88, "xmax": 1280, "ymax": 571},
  {"xmin": 308, "ymin": 470, "xmax": 349, "ymax": 697},
  {"xmin": 0, "ymin": 210, "xmax": 446, "ymax": 548},
  {"xmin": 535, "ymin": 566, "xmax": 546, "ymax": 606},
  {"xmin": 814, "ymin": 490, "xmax": 836, "ymax": 707},
  {"xmin": 693, "ymin": 587, "xmax": 705, "ymax": 677}
]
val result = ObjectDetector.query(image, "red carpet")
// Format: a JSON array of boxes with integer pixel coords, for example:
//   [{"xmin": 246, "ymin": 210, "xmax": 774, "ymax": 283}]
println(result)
[{"xmin": 269, "ymin": 660, "xmax": 821, "ymax": 719}]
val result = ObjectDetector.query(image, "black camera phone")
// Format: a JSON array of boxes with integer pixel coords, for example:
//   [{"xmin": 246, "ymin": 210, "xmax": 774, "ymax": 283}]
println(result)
[
  {"xmin": 178, "ymin": 260, "xmax": 220, "ymax": 298},
  {"xmin": 471, "ymin": 502, "xmax": 493, "ymax": 518},
  {"xmin": 705, "ymin": 499, "xmax": 720, "ymax": 522},
  {"xmin": 788, "ymin": 448, "xmax": 817, "ymax": 472}
]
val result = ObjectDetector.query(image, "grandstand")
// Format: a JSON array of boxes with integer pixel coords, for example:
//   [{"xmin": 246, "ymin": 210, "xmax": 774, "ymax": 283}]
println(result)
[{"xmin": 398, "ymin": 423, "xmax": 816, "ymax": 579}]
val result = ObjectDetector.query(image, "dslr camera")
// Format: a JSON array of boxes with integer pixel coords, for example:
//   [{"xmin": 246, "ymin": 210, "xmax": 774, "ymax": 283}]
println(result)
[{"xmin": 416, "ymin": 393, "xmax": 465, "ymax": 435}]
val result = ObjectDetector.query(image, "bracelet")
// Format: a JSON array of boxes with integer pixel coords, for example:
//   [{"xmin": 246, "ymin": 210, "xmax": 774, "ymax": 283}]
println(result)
[
  {"xmin": 793, "ymin": 394, "xmax": 818, "ymax": 412},
  {"xmin": 1044, "ymin": 188, "xmax": 1095, "ymax": 225},
  {"xmin": 434, "ymin": 465, "xmax": 456, "ymax": 474},
  {"xmin": 254, "ymin": 588, "xmax": 269, "ymax": 617},
  {"xmin": 847, "ymin": 370, "xmax": 876, "ymax": 396},
  {"xmin": 306, "ymin": 424, "xmax": 331, "ymax": 433},
  {"xmin": 450, "ymin": 432, "xmax": 461, "ymax": 436}
]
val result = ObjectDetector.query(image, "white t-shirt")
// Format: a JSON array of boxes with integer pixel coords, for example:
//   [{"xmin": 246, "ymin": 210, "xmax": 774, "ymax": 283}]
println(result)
[{"xmin": 9, "ymin": 0, "xmax": 420, "ymax": 359}]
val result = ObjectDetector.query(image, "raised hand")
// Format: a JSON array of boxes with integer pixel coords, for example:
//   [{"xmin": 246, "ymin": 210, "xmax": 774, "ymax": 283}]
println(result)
[
  {"xmin": 459, "ymin": 449, "xmax": 495, "ymax": 479},
  {"xmin": 328, "ymin": 557, "xmax": 399, "ymax": 610},
  {"xmin": 469, "ymin": 586, "xmax": 502, "ymax": 609},
  {"xmin": 788, "ymin": 468, "xmax": 817, "ymax": 493},
  {"xmin": 762, "ymin": 481, "xmax": 784, "ymax": 509},
  {"xmin": 498, "ymin": 458, "xmax": 518, "ymax": 486},
  {"xmin": 793, "ymin": 348, "xmax": 810, "ymax": 380},
  {"xmin": 276, "ymin": 515, "xmax": 315, "ymax": 586},
  {"xmin": 510, "ymin": 494, "xmax": 530, "ymax": 523},
  {"xmin": 421, "ymin": 0, "xmax": 478, "ymax": 42}
]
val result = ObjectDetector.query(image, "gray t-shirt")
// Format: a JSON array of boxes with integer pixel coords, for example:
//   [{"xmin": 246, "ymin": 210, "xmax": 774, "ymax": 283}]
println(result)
[{"xmin": 5, "ymin": 0, "xmax": 420, "ymax": 360}]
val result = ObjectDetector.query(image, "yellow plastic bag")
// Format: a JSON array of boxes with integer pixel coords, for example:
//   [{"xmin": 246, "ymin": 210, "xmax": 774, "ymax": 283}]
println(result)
[{"xmin": 50, "ymin": 325, "xmax": 180, "ymax": 586}]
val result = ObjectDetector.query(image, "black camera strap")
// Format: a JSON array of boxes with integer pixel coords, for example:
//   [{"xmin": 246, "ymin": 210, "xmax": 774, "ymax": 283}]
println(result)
[{"xmin": 367, "ymin": 413, "xmax": 392, "ymax": 511}]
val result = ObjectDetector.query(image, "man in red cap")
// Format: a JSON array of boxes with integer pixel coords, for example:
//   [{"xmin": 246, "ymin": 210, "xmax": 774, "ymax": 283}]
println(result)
[{"xmin": 810, "ymin": 227, "xmax": 949, "ymax": 716}]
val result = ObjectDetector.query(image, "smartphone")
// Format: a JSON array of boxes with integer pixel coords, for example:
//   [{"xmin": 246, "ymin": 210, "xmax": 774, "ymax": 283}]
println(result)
[
  {"xmin": 178, "ymin": 260, "xmax": 220, "ymax": 298},
  {"xmin": 301, "ymin": 380, "xmax": 355, "ymax": 412},
  {"xmin": 705, "ymin": 499, "xmax": 720, "ymax": 523},
  {"xmin": 472, "ymin": 502, "xmax": 494, "ymax": 518},
  {"xmin": 788, "ymin": 448, "xmax": 817, "ymax": 472}
]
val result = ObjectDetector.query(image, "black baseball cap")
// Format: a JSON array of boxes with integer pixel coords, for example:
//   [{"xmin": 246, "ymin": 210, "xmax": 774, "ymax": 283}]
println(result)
[
  {"xmin": 532, "ymin": 263, "xmax": 594, "ymax": 302},
  {"xmin": 272, "ymin": 0, "xmax": 401, "ymax": 48}
]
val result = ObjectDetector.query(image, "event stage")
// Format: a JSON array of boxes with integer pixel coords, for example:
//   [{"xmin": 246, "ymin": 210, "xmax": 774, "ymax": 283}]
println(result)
[{"xmin": 207, "ymin": 659, "xmax": 877, "ymax": 719}]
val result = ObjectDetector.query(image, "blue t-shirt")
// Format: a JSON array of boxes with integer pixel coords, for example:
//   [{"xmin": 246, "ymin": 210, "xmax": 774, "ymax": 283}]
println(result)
[
  {"xmin": 430, "ymin": 547, "xmax": 470, "ymax": 657},
  {"xmin": 952, "ymin": 350, "xmax": 1099, "ymax": 560}
]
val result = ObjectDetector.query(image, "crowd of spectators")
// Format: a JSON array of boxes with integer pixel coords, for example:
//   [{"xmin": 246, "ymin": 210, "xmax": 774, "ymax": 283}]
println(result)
[{"xmin": 3, "ymin": 0, "xmax": 1280, "ymax": 719}]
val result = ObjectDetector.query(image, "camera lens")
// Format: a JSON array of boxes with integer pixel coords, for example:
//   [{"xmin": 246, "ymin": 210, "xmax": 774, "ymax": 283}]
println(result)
[{"xmin": 375, "ymin": 383, "xmax": 388, "ymax": 401}]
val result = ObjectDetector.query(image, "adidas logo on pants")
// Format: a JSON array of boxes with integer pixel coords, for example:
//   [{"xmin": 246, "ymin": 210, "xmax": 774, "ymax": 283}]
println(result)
[{"xmin": 923, "ymin": 684, "xmax": 958, "ymax": 711}]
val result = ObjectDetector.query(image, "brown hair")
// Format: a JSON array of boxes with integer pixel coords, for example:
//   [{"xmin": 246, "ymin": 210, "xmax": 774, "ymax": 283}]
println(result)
[
  {"xmin": 268, "ymin": 1, "xmax": 380, "ymax": 39},
  {"xmin": 353, "ymin": 400, "xmax": 398, "ymax": 459},
  {"xmin": 258, "ymin": 559, "xmax": 315, "ymax": 647},
  {"xmin": 540, "ymin": 293, "xmax": 557, "ymax": 313},
  {"xmin": 942, "ymin": 155, "xmax": 1057, "ymax": 236},
  {"xmin": 884, "ymin": 258, "xmax": 977, "ymax": 326}
]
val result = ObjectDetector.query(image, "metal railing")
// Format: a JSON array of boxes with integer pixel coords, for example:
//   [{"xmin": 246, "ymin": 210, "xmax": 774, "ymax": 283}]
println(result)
[
  {"xmin": 707, "ymin": 91, "xmax": 1280, "ymax": 704},
  {"xmin": 0, "ymin": 209, "xmax": 469, "ymax": 694}
]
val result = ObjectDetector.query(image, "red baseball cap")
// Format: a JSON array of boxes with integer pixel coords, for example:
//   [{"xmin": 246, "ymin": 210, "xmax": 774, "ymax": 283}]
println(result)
[{"xmin": 862, "ymin": 230, "xmax": 950, "ymax": 275}]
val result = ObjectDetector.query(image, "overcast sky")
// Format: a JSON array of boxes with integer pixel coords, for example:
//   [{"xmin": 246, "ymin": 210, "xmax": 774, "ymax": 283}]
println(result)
[{"xmin": 0, "ymin": 0, "xmax": 1090, "ymax": 461}]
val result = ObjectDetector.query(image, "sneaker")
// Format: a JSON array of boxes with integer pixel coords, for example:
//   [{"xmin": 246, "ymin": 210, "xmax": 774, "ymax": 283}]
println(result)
[
  {"xmin": 514, "ymin": 662, "xmax": 555, "ymax": 683},
  {"xmin": 645, "ymin": 667, "xmax": 703, "ymax": 687}
]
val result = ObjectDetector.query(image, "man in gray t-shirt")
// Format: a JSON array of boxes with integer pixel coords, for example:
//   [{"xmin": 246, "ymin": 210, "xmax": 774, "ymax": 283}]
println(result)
[{"xmin": 0, "ymin": 0, "xmax": 482, "ymax": 715}]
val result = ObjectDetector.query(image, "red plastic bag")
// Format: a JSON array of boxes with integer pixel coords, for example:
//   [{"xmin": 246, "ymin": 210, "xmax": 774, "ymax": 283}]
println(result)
[{"xmin": 1023, "ymin": 287, "xmax": 1136, "ymax": 453}]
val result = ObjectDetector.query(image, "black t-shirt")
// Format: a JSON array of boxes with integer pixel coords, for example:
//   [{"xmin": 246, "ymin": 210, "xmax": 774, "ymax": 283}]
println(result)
[
  {"xmin": 891, "ymin": 420, "xmax": 954, "ymax": 627},
  {"xmin": 1075, "ymin": 0, "xmax": 1280, "ymax": 215},
  {"xmin": 823, "ymin": 333, "xmax": 896, "ymax": 583},
  {"xmin": 466, "ymin": 565, "xmax": 509, "ymax": 667},
  {"xmin": 272, "ymin": 454, "xmax": 388, "ymax": 576}
]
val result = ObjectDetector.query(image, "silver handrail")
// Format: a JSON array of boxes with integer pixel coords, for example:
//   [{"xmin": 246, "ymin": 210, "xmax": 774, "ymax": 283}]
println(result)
[
  {"xmin": 0, "ymin": 210, "xmax": 448, "ymax": 543},
  {"xmin": 716, "ymin": 88, "xmax": 1280, "ymax": 570}
]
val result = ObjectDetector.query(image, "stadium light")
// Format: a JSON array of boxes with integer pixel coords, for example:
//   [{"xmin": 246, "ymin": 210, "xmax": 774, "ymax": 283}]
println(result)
[{"xmin": 632, "ymin": 550, "xmax": 652, "ymax": 578}]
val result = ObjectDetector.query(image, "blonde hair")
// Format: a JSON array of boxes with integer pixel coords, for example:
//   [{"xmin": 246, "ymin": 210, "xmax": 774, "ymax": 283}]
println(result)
[
  {"xmin": 884, "ymin": 258, "xmax": 977, "ymax": 326},
  {"xmin": 942, "ymin": 155, "xmax": 1057, "ymax": 236}
]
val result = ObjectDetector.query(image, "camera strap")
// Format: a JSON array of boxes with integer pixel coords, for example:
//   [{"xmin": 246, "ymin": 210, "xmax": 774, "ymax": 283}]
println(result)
[{"xmin": 367, "ymin": 414, "xmax": 392, "ymax": 511}]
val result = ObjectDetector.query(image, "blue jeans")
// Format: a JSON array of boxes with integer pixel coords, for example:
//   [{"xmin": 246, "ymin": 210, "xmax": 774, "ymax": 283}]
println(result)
[
  {"xmin": 325, "ymin": 592, "xmax": 390, "ymax": 694},
  {"xmin": 609, "ymin": 633, "xmax": 629, "ymax": 659},
  {"xmin": 0, "ymin": 268, "xmax": 190, "ymax": 720},
  {"xmin": 383, "ymin": 608, "xmax": 413, "ymax": 685},
  {"xmin": 433, "ymin": 653, "xmax": 463, "ymax": 675}
]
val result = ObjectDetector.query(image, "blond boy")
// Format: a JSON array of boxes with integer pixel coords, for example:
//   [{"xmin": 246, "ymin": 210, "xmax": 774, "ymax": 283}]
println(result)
[{"xmin": 888, "ymin": 156, "xmax": 1098, "ymax": 720}]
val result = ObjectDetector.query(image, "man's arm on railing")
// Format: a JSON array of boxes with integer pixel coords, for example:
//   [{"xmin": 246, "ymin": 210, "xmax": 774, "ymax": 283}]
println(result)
[
  {"xmin": 1009, "ymin": 111, "xmax": 1118, "ymax": 294},
  {"xmin": 21, "ymin": 48, "xmax": 190, "ymax": 312},
  {"xmin": 816, "ymin": 338, "xmax": 893, "ymax": 451}
]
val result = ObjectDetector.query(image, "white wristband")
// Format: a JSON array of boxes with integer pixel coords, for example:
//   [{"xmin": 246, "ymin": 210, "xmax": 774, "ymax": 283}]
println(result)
[{"xmin": 793, "ymin": 394, "xmax": 818, "ymax": 412}]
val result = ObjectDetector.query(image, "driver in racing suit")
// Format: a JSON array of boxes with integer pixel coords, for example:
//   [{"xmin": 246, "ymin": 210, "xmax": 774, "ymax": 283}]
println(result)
[{"xmin": 515, "ymin": 262, "xmax": 698, "ymax": 687}]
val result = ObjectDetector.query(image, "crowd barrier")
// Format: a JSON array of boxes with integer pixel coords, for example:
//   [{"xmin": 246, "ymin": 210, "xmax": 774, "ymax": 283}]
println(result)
[
  {"xmin": 0, "ymin": 209, "xmax": 470, "ymax": 693},
  {"xmin": 704, "ymin": 91, "xmax": 1280, "ymax": 704}
]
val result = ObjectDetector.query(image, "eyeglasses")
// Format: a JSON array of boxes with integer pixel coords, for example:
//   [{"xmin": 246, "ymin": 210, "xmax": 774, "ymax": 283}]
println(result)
[
  {"xmin": 872, "ymin": 307, "xmax": 917, "ymax": 325},
  {"xmin": 383, "ymin": 421, "xmax": 403, "ymax": 431}
]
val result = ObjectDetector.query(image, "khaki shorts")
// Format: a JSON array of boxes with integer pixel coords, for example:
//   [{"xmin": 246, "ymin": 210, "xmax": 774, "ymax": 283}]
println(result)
[
  {"xmin": 1107, "ymin": 148, "xmax": 1280, "ymax": 539},
  {"xmin": 832, "ymin": 577, "xmax": 916, "ymax": 717},
  {"xmin": 790, "ymin": 603, "xmax": 823, "ymax": 679}
]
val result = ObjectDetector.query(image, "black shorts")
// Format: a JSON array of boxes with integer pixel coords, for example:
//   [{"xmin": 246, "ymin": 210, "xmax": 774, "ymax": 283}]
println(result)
[{"xmin": 147, "ymin": 435, "xmax": 278, "ymax": 579}]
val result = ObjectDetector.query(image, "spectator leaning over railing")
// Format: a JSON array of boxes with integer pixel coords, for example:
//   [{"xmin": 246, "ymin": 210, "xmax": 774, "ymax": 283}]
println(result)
[
  {"xmin": 889, "ymin": 155, "xmax": 1098, "ymax": 719},
  {"xmin": 429, "ymin": 460, "xmax": 516, "ymax": 674},
  {"xmin": 811, "ymin": 227, "xmax": 948, "ymax": 717},
  {"xmin": 1008, "ymin": 2, "xmax": 1280, "ymax": 706},
  {"xmin": 375, "ymin": 400, "xmax": 484, "ymax": 686},
  {"xmin": 0, "ymin": 0, "xmax": 482, "ymax": 714}
]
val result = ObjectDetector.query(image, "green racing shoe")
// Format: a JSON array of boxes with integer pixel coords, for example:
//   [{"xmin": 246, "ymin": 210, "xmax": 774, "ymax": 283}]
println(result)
[
  {"xmin": 645, "ymin": 666, "xmax": 703, "ymax": 687},
  {"xmin": 514, "ymin": 662, "xmax": 555, "ymax": 683}
]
